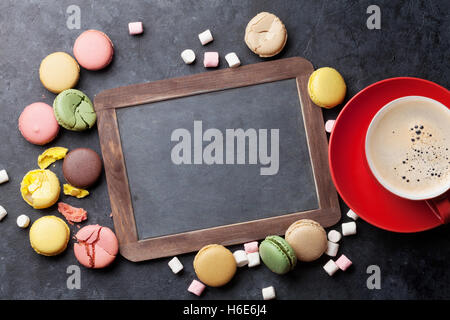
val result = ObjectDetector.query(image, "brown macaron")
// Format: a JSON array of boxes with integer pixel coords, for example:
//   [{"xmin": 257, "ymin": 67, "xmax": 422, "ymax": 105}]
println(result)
[
  {"xmin": 285, "ymin": 219, "xmax": 328, "ymax": 262},
  {"xmin": 62, "ymin": 148, "xmax": 102, "ymax": 188}
]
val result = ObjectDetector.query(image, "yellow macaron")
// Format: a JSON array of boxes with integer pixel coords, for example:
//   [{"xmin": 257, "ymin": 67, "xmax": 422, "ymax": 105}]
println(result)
[
  {"xmin": 194, "ymin": 244, "xmax": 237, "ymax": 287},
  {"xmin": 308, "ymin": 67, "xmax": 346, "ymax": 108},
  {"xmin": 29, "ymin": 216, "xmax": 70, "ymax": 256},
  {"xmin": 20, "ymin": 169, "xmax": 60, "ymax": 209},
  {"xmin": 39, "ymin": 52, "xmax": 80, "ymax": 94}
]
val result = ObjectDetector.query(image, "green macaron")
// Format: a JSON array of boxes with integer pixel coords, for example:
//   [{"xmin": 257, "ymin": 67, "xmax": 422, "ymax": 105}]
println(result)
[
  {"xmin": 53, "ymin": 89, "xmax": 96, "ymax": 131},
  {"xmin": 259, "ymin": 235, "xmax": 297, "ymax": 275}
]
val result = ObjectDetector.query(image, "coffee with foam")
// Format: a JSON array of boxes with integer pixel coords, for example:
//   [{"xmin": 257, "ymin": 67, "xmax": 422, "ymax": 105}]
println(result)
[{"xmin": 366, "ymin": 96, "xmax": 450, "ymax": 200}]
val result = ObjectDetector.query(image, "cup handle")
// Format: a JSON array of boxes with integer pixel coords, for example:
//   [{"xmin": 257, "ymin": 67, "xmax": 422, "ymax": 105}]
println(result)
[{"xmin": 426, "ymin": 191, "xmax": 450, "ymax": 224}]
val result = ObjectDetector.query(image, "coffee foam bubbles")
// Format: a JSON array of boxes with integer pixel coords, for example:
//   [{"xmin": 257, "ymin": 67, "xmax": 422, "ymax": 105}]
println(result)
[{"xmin": 366, "ymin": 97, "xmax": 450, "ymax": 199}]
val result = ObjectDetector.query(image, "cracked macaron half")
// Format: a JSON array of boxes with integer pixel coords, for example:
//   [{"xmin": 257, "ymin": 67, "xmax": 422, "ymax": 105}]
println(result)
[
  {"xmin": 53, "ymin": 89, "xmax": 96, "ymax": 131},
  {"xmin": 20, "ymin": 169, "xmax": 61, "ymax": 209},
  {"xmin": 259, "ymin": 235, "xmax": 297, "ymax": 275},
  {"xmin": 74, "ymin": 225, "xmax": 119, "ymax": 268}
]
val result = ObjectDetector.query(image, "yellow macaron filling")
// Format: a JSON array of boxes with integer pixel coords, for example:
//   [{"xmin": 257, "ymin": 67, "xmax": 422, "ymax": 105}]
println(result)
[
  {"xmin": 29, "ymin": 216, "xmax": 70, "ymax": 256},
  {"xmin": 308, "ymin": 67, "xmax": 346, "ymax": 108},
  {"xmin": 21, "ymin": 169, "xmax": 60, "ymax": 209}
]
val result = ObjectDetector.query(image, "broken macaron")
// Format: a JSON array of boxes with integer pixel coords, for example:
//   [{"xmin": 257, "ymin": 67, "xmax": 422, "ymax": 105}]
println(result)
[
  {"xmin": 74, "ymin": 224, "xmax": 119, "ymax": 268},
  {"xmin": 53, "ymin": 89, "xmax": 96, "ymax": 131}
]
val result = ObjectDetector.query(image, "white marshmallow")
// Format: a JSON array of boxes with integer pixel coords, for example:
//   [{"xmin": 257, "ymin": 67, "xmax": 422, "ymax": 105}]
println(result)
[
  {"xmin": 327, "ymin": 230, "xmax": 342, "ymax": 243},
  {"xmin": 0, "ymin": 170, "xmax": 9, "ymax": 184},
  {"xmin": 323, "ymin": 259, "xmax": 339, "ymax": 276},
  {"xmin": 325, "ymin": 241, "xmax": 339, "ymax": 257},
  {"xmin": 233, "ymin": 250, "xmax": 248, "ymax": 267},
  {"xmin": 181, "ymin": 49, "xmax": 196, "ymax": 64},
  {"xmin": 225, "ymin": 52, "xmax": 241, "ymax": 68},
  {"xmin": 342, "ymin": 221, "xmax": 357, "ymax": 236},
  {"xmin": 325, "ymin": 120, "xmax": 335, "ymax": 133},
  {"xmin": 346, "ymin": 209, "xmax": 359, "ymax": 220},
  {"xmin": 168, "ymin": 256, "xmax": 184, "ymax": 274},
  {"xmin": 16, "ymin": 214, "xmax": 30, "ymax": 228},
  {"xmin": 262, "ymin": 286, "xmax": 276, "ymax": 300},
  {"xmin": 0, "ymin": 206, "xmax": 7, "ymax": 221},
  {"xmin": 247, "ymin": 252, "xmax": 260, "ymax": 267},
  {"xmin": 198, "ymin": 29, "xmax": 213, "ymax": 45}
]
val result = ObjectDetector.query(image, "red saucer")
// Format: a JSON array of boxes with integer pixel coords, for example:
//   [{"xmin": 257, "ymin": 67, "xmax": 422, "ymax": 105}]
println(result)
[{"xmin": 329, "ymin": 77, "xmax": 450, "ymax": 232}]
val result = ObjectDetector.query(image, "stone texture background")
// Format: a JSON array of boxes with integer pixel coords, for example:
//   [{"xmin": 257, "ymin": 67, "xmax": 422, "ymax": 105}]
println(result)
[{"xmin": 0, "ymin": 0, "xmax": 448, "ymax": 299}]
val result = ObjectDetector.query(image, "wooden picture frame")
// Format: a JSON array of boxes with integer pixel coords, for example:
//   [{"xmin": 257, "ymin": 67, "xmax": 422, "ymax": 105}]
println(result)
[{"xmin": 94, "ymin": 57, "xmax": 340, "ymax": 262}]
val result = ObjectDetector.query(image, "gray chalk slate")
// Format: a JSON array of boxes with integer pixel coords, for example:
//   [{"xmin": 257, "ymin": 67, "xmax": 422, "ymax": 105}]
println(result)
[{"xmin": 116, "ymin": 79, "xmax": 318, "ymax": 239}]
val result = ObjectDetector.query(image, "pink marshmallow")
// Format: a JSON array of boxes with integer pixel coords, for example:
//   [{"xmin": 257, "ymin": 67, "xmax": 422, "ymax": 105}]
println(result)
[
  {"xmin": 188, "ymin": 279, "xmax": 206, "ymax": 296},
  {"xmin": 128, "ymin": 22, "xmax": 144, "ymax": 35},
  {"xmin": 203, "ymin": 52, "xmax": 219, "ymax": 68},
  {"xmin": 244, "ymin": 241, "xmax": 259, "ymax": 253},
  {"xmin": 325, "ymin": 120, "xmax": 335, "ymax": 133},
  {"xmin": 335, "ymin": 254, "xmax": 352, "ymax": 271}
]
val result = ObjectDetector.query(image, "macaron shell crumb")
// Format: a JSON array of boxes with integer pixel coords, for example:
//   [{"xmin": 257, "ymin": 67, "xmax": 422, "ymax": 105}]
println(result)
[
  {"xmin": 63, "ymin": 184, "xmax": 89, "ymax": 198},
  {"xmin": 57, "ymin": 202, "xmax": 88, "ymax": 224},
  {"xmin": 38, "ymin": 147, "xmax": 68, "ymax": 169}
]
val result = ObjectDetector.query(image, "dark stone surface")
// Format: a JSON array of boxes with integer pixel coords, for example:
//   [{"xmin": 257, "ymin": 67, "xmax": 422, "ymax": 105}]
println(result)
[{"xmin": 0, "ymin": 0, "xmax": 448, "ymax": 299}]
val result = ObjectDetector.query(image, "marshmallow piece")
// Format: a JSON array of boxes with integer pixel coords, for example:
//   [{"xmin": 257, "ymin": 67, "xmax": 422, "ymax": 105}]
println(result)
[
  {"xmin": 188, "ymin": 279, "xmax": 206, "ymax": 296},
  {"xmin": 203, "ymin": 52, "xmax": 219, "ymax": 68},
  {"xmin": 198, "ymin": 29, "xmax": 213, "ymax": 45},
  {"xmin": 225, "ymin": 52, "xmax": 241, "ymax": 68},
  {"xmin": 181, "ymin": 49, "xmax": 196, "ymax": 64},
  {"xmin": 0, "ymin": 206, "xmax": 7, "ymax": 221},
  {"xmin": 335, "ymin": 254, "xmax": 352, "ymax": 271},
  {"xmin": 0, "ymin": 170, "xmax": 9, "ymax": 184},
  {"xmin": 168, "ymin": 256, "xmax": 184, "ymax": 274},
  {"xmin": 325, "ymin": 120, "xmax": 335, "ymax": 133},
  {"xmin": 346, "ymin": 209, "xmax": 359, "ymax": 220},
  {"xmin": 327, "ymin": 230, "xmax": 342, "ymax": 243},
  {"xmin": 16, "ymin": 214, "xmax": 30, "ymax": 228},
  {"xmin": 233, "ymin": 250, "xmax": 248, "ymax": 267},
  {"xmin": 262, "ymin": 286, "xmax": 276, "ymax": 300},
  {"xmin": 325, "ymin": 241, "xmax": 339, "ymax": 257},
  {"xmin": 244, "ymin": 241, "xmax": 259, "ymax": 253},
  {"xmin": 342, "ymin": 221, "xmax": 357, "ymax": 236},
  {"xmin": 323, "ymin": 259, "xmax": 339, "ymax": 276},
  {"xmin": 247, "ymin": 252, "xmax": 260, "ymax": 267},
  {"xmin": 128, "ymin": 22, "xmax": 144, "ymax": 35}
]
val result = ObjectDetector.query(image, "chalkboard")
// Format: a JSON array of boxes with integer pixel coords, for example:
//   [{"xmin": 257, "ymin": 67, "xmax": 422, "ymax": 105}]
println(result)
[{"xmin": 95, "ymin": 57, "xmax": 340, "ymax": 261}]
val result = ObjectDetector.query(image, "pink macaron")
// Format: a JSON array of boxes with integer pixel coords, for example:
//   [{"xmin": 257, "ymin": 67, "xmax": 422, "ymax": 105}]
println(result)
[
  {"xmin": 74, "ymin": 224, "xmax": 119, "ymax": 268},
  {"xmin": 18, "ymin": 102, "xmax": 59, "ymax": 145},
  {"xmin": 73, "ymin": 30, "xmax": 114, "ymax": 70}
]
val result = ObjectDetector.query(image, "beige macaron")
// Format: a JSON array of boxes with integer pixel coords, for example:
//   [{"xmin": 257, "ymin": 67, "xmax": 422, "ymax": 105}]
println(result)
[
  {"xmin": 285, "ymin": 219, "xmax": 327, "ymax": 262},
  {"xmin": 244, "ymin": 12, "xmax": 287, "ymax": 57}
]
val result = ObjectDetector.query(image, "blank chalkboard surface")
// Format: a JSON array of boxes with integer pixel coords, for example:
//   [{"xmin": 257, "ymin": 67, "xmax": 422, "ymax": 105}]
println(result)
[
  {"xmin": 95, "ymin": 57, "xmax": 340, "ymax": 261},
  {"xmin": 117, "ymin": 79, "xmax": 318, "ymax": 239}
]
